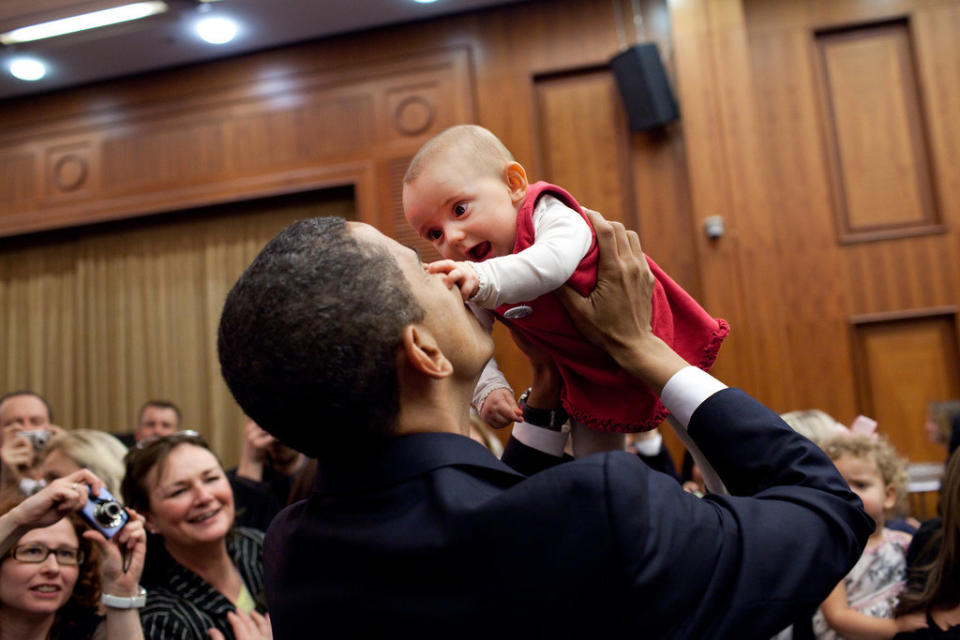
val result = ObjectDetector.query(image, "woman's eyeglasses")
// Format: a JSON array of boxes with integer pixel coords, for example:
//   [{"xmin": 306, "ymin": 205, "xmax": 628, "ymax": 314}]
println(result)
[
  {"xmin": 132, "ymin": 429, "xmax": 202, "ymax": 451},
  {"xmin": 10, "ymin": 543, "xmax": 85, "ymax": 566}
]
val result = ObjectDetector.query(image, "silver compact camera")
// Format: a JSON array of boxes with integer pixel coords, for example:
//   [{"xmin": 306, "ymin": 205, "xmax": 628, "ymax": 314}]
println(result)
[
  {"xmin": 80, "ymin": 486, "xmax": 129, "ymax": 538},
  {"xmin": 19, "ymin": 429, "xmax": 52, "ymax": 451}
]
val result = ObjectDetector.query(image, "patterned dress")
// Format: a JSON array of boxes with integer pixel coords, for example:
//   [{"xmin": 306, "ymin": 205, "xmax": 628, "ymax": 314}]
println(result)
[{"xmin": 813, "ymin": 527, "xmax": 912, "ymax": 639}]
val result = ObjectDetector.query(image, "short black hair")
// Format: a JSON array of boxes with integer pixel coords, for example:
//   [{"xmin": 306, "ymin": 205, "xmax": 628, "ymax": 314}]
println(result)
[
  {"xmin": 217, "ymin": 217, "xmax": 424, "ymax": 459},
  {"xmin": 0, "ymin": 390, "xmax": 53, "ymax": 423}
]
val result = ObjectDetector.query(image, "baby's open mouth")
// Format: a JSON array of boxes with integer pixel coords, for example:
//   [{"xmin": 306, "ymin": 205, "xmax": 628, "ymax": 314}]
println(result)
[{"xmin": 468, "ymin": 242, "xmax": 491, "ymax": 261}]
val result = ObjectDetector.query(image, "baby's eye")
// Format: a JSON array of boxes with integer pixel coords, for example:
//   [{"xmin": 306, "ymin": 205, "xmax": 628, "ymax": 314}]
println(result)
[
  {"xmin": 427, "ymin": 229, "xmax": 442, "ymax": 241},
  {"xmin": 453, "ymin": 202, "xmax": 467, "ymax": 217}
]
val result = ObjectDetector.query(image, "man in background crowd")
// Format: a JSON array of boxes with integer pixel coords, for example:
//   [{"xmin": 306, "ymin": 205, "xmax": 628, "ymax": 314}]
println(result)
[
  {"xmin": 117, "ymin": 399, "xmax": 181, "ymax": 447},
  {"xmin": 0, "ymin": 390, "xmax": 60, "ymax": 496}
]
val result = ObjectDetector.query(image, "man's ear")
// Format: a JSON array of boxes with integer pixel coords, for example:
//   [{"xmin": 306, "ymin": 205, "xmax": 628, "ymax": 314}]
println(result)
[
  {"xmin": 504, "ymin": 162, "xmax": 528, "ymax": 204},
  {"xmin": 401, "ymin": 325, "xmax": 453, "ymax": 379}
]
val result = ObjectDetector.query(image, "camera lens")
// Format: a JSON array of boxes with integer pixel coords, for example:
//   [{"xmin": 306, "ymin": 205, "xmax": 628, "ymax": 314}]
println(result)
[{"xmin": 93, "ymin": 500, "xmax": 124, "ymax": 528}]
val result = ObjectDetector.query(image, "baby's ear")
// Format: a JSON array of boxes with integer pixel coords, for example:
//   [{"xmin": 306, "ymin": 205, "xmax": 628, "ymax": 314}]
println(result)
[
  {"xmin": 504, "ymin": 162, "xmax": 528, "ymax": 204},
  {"xmin": 883, "ymin": 483, "xmax": 897, "ymax": 511}
]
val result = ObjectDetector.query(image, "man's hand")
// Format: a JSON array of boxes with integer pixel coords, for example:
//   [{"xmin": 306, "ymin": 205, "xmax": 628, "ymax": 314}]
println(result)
[
  {"xmin": 427, "ymin": 260, "xmax": 480, "ymax": 300},
  {"xmin": 1, "ymin": 426, "xmax": 35, "ymax": 483},
  {"xmin": 480, "ymin": 388, "xmax": 522, "ymax": 429},
  {"xmin": 236, "ymin": 419, "xmax": 275, "ymax": 482},
  {"xmin": 557, "ymin": 210, "xmax": 687, "ymax": 394}
]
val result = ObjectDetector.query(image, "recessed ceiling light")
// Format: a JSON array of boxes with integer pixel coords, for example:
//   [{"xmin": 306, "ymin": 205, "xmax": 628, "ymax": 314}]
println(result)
[
  {"xmin": 195, "ymin": 16, "xmax": 238, "ymax": 44},
  {"xmin": 8, "ymin": 57, "xmax": 47, "ymax": 81},
  {"xmin": 0, "ymin": 2, "xmax": 168, "ymax": 45},
  {"xmin": 413, "ymin": 0, "xmax": 440, "ymax": 3}
]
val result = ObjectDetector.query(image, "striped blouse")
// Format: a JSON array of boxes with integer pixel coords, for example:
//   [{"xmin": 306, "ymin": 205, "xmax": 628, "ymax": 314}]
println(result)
[{"xmin": 140, "ymin": 527, "xmax": 265, "ymax": 640}]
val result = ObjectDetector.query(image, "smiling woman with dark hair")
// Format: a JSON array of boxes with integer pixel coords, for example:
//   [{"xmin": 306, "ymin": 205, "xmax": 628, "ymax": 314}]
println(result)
[{"xmin": 121, "ymin": 432, "xmax": 271, "ymax": 640}]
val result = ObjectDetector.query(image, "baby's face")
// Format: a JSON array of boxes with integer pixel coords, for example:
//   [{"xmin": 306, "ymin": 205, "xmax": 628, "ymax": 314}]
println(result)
[
  {"xmin": 833, "ymin": 453, "xmax": 895, "ymax": 530},
  {"xmin": 403, "ymin": 151, "xmax": 520, "ymax": 262}
]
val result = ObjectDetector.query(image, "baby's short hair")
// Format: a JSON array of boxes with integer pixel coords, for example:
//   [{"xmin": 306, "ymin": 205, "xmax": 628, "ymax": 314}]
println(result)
[
  {"xmin": 404, "ymin": 124, "xmax": 514, "ymax": 184},
  {"xmin": 821, "ymin": 432, "xmax": 909, "ymax": 515}
]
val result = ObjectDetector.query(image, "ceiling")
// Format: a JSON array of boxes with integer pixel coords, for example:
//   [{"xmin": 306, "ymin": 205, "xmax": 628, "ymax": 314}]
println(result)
[{"xmin": 0, "ymin": 0, "xmax": 530, "ymax": 102}]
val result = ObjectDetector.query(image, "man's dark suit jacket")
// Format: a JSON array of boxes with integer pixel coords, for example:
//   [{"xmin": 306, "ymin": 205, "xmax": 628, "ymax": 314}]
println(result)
[{"xmin": 264, "ymin": 389, "xmax": 872, "ymax": 639}]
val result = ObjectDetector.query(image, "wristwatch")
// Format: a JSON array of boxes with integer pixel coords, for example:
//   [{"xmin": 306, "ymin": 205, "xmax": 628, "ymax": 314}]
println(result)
[
  {"xmin": 101, "ymin": 585, "xmax": 147, "ymax": 609},
  {"xmin": 518, "ymin": 387, "xmax": 568, "ymax": 431}
]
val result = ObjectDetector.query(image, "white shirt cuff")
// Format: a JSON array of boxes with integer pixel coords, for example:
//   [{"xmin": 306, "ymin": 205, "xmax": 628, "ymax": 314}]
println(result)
[
  {"xmin": 511, "ymin": 421, "xmax": 569, "ymax": 458},
  {"xmin": 660, "ymin": 366, "xmax": 727, "ymax": 427}
]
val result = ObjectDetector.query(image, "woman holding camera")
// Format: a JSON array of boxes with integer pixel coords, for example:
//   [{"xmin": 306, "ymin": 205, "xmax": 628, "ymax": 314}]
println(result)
[
  {"xmin": 121, "ymin": 432, "xmax": 271, "ymax": 640},
  {"xmin": 0, "ymin": 468, "xmax": 147, "ymax": 639}
]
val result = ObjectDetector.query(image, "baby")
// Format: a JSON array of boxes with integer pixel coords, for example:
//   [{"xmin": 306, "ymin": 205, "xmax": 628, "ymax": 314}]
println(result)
[
  {"xmin": 812, "ymin": 432, "xmax": 912, "ymax": 639},
  {"xmin": 402, "ymin": 124, "xmax": 729, "ymax": 455}
]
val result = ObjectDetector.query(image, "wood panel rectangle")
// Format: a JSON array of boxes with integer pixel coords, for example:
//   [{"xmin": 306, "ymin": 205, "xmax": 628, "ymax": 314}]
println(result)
[
  {"xmin": 0, "ymin": 152, "xmax": 36, "ymax": 209},
  {"xmin": 852, "ymin": 312, "xmax": 960, "ymax": 463},
  {"xmin": 0, "ymin": 47, "xmax": 472, "ymax": 237},
  {"xmin": 816, "ymin": 21, "xmax": 943, "ymax": 242},
  {"xmin": 533, "ymin": 69, "xmax": 634, "ymax": 225}
]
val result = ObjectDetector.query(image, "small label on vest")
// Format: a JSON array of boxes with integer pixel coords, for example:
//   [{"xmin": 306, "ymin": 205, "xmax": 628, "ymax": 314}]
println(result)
[{"xmin": 503, "ymin": 305, "xmax": 533, "ymax": 319}]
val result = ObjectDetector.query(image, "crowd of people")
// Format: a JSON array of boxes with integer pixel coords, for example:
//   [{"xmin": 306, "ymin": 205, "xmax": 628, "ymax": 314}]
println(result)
[
  {"xmin": 1, "ymin": 125, "xmax": 959, "ymax": 638},
  {"xmin": 5, "ymin": 379, "xmax": 954, "ymax": 639}
]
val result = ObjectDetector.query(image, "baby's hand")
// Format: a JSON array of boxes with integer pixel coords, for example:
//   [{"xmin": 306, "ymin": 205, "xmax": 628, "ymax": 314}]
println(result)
[
  {"xmin": 480, "ymin": 388, "xmax": 523, "ymax": 429},
  {"xmin": 427, "ymin": 260, "xmax": 479, "ymax": 300}
]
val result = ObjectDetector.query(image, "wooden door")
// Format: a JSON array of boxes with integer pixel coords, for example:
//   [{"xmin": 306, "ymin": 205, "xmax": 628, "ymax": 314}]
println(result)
[{"xmin": 670, "ymin": 0, "xmax": 960, "ymax": 466}]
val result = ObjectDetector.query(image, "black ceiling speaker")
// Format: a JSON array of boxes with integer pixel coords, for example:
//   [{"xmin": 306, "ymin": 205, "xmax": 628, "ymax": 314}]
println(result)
[{"xmin": 610, "ymin": 43, "xmax": 679, "ymax": 131}]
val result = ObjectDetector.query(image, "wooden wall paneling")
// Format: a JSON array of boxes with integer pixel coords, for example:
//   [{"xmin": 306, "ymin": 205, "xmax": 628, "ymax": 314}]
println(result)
[
  {"xmin": 670, "ymin": 20, "xmax": 752, "ymax": 394},
  {"xmin": 670, "ymin": 0, "xmax": 796, "ymax": 411},
  {"xmin": 0, "ymin": 149, "xmax": 37, "ymax": 212},
  {"xmin": 533, "ymin": 69, "xmax": 634, "ymax": 226},
  {"xmin": 628, "ymin": 128, "xmax": 702, "ymax": 300},
  {"xmin": 743, "ymin": 0, "xmax": 958, "ymax": 33},
  {"xmin": 851, "ymin": 310, "xmax": 960, "ymax": 464},
  {"xmin": 913, "ymin": 4, "xmax": 960, "ymax": 230},
  {"xmin": 612, "ymin": 0, "xmax": 703, "ymax": 298},
  {"xmin": 0, "ymin": 47, "xmax": 474, "ymax": 237},
  {"xmin": 815, "ymin": 21, "xmax": 943, "ymax": 242},
  {"xmin": 844, "ymin": 235, "xmax": 959, "ymax": 317},
  {"xmin": 746, "ymin": 25, "xmax": 860, "ymax": 420}
]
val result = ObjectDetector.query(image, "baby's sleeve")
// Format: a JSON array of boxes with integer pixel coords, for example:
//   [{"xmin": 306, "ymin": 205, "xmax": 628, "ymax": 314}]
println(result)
[
  {"xmin": 470, "ymin": 195, "xmax": 592, "ymax": 308},
  {"xmin": 467, "ymin": 302, "xmax": 512, "ymax": 412}
]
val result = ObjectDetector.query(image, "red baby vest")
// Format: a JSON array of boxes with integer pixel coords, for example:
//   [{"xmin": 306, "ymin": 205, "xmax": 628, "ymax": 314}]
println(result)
[{"xmin": 494, "ymin": 182, "xmax": 730, "ymax": 432}]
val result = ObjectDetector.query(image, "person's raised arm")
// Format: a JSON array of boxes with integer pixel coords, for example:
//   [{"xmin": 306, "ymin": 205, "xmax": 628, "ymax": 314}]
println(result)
[
  {"xmin": 556, "ymin": 211, "xmax": 688, "ymax": 395},
  {"xmin": 0, "ymin": 469, "xmax": 104, "ymax": 556}
]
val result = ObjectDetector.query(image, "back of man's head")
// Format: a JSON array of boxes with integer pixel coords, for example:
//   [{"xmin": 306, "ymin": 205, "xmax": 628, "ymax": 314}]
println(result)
[{"xmin": 218, "ymin": 217, "xmax": 424, "ymax": 459}]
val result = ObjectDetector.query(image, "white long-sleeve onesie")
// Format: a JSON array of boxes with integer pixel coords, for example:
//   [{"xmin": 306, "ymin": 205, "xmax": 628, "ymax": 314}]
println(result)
[{"xmin": 470, "ymin": 194, "xmax": 591, "ymax": 412}]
